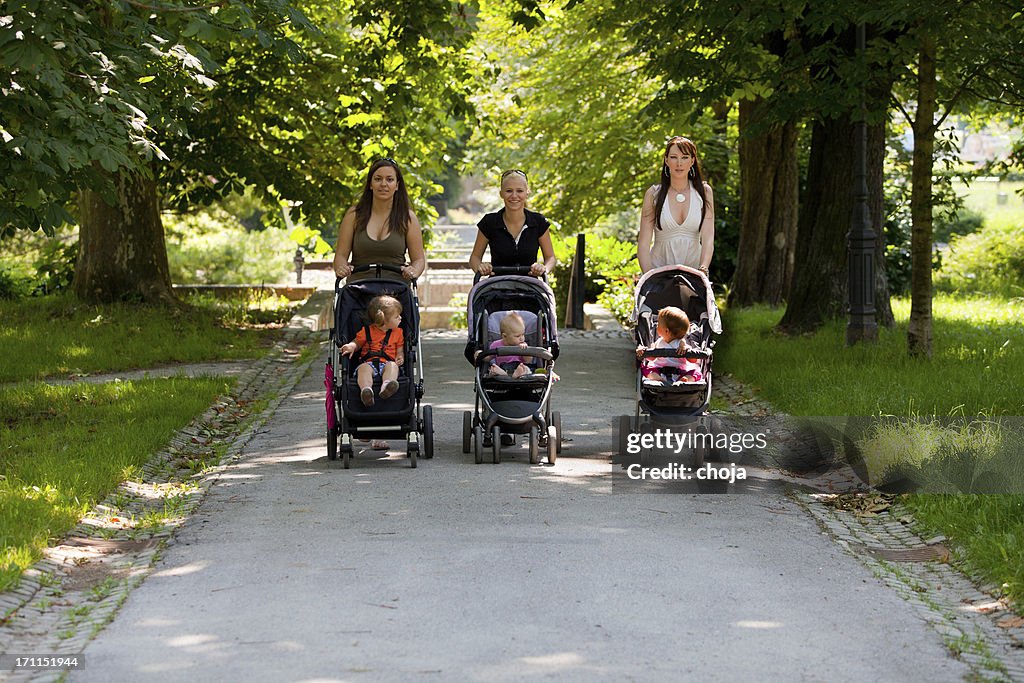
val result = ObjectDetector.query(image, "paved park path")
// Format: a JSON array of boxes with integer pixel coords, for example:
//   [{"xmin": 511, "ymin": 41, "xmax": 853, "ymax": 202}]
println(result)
[{"xmin": 3, "ymin": 319, "xmax": 1024, "ymax": 681}]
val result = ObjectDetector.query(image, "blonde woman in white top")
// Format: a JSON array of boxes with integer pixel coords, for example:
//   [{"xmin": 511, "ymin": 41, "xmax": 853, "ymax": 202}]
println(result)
[{"xmin": 637, "ymin": 136, "xmax": 715, "ymax": 277}]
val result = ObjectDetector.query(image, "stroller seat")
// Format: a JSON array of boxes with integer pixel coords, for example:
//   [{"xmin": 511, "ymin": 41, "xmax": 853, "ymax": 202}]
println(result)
[{"xmin": 480, "ymin": 309, "xmax": 545, "ymax": 383}]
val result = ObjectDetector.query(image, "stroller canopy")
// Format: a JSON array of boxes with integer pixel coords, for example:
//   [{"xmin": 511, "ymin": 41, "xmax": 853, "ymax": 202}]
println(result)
[
  {"xmin": 464, "ymin": 275, "xmax": 559, "ymax": 363},
  {"xmin": 631, "ymin": 265, "xmax": 722, "ymax": 335}
]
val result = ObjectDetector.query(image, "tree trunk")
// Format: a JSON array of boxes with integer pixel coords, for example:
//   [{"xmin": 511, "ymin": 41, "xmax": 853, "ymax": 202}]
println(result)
[
  {"xmin": 777, "ymin": 117, "xmax": 852, "ymax": 332},
  {"xmin": 777, "ymin": 111, "xmax": 893, "ymax": 333},
  {"xmin": 908, "ymin": 33, "xmax": 937, "ymax": 357},
  {"xmin": 74, "ymin": 171, "xmax": 176, "ymax": 305},
  {"xmin": 729, "ymin": 97, "xmax": 798, "ymax": 307},
  {"xmin": 705, "ymin": 99, "xmax": 732, "ymax": 189}
]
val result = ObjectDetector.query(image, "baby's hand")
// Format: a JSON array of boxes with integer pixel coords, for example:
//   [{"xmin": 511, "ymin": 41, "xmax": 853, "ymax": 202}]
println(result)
[
  {"xmin": 519, "ymin": 342, "xmax": 527, "ymax": 349},
  {"xmin": 340, "ymin": 342, "xmax": 356, "ymax": 357}
]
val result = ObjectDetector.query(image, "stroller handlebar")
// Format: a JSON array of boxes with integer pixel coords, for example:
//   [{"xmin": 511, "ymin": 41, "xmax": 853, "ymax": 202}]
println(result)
[
  {"xmin": 476, "ymin": 345, "xmax": 554, "ymax": 365},
  {"xmin": 335, "ymin": 263, "xmax": 417, "ymax": 289},
  {"xmin": 473, "ymin": 266, "xmax": 547, "ymax": 284},
  {"xmin": 641, "ymin": 348, "xmax": 712, "ymax": 360}
]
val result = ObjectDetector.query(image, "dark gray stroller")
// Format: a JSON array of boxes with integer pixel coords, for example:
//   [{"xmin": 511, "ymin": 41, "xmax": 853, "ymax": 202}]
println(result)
[
  {"xmin": 325, "ymin": 264, "xmax": 433, "ymax": 468},
  {"xmin": 461, "ymin": 267, "xmax": 562, "ymax": 465}
]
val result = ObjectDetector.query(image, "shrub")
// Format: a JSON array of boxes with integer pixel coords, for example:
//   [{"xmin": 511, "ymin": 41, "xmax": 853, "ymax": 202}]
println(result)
[
  {"xmin": 164, "ymin": 207, "xmax": 295, "ymax": 284},
  {"xmin": 935, "ymin": 217, "xmax": 1024, "ymax": 296},
  {"xmin": 32, "ymin": 240, "xmax": 78, "ymax": 295},
  {"xmin": 448, "ymin": 292, "xmax": 468, "ymax": 329},
  {"xmin": 933, "ymin": 207, "xmax": 984, "ymax": 244},
  {"xmin": 551, "ymin": 234, "xmax": 636, "ymax": 326},
  {"xmin": 0, "ymin": 269, "xmax": 32, "ymax": 300}
]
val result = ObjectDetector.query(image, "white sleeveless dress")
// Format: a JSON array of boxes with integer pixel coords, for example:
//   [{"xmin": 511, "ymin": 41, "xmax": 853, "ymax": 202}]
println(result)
[{"xmin": 649, "ymin": 187, "xmax": 703, "ymax": 269}]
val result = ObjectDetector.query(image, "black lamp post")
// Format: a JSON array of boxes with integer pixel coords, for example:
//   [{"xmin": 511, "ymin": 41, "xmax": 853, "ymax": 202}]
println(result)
[{"xmin": 847, "ymin": 22, "xmax": 878, "ymax": 345}]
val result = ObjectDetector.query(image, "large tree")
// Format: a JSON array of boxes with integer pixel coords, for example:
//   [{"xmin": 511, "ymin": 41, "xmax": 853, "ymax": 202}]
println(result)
[
  {"xmin": 4, "ymin": 0, "xmax": 474, "ymax": 303},
  {"xmin": 889, "ymin": 1, "xmax": 1024, "ymax": 356},
  {"xmin": 540, "ymin": 0, "xmax": 895, "ymax": 320},
  {"xmin": 771, "ymin": 14, "xmax": 899, "ymax": 333}
]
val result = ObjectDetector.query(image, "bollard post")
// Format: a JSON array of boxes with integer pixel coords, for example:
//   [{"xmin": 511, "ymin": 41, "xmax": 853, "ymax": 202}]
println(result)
[
  {"xmin": 564, "ymin": 233, "xmax": 586, "ymax": 328},
  {"xmin": 293, "ymin": 248, "xmax": 305, "ymax": 284}
]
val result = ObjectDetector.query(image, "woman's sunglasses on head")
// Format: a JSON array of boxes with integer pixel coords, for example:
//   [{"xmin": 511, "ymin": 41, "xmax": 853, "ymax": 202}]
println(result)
[{"xmin": 500, "ymin": 169, "xmax": 528, "ymax": 182}]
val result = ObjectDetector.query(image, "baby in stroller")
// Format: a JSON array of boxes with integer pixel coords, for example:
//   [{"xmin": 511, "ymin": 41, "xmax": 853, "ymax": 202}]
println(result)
[
  {"xmin": 485, "ymin": 311, "xmax": 532, "ymax": 378},
  {"xmin": 325, "ymin": 264, "xmax": 433, "ymax": 468},
  {"xmin": 636, "ymin": 305, "xmax": 702, "ymax": 385},
  {"xmin": 339, "ymin": 294, "xmax": 405, "ymax": 407}
]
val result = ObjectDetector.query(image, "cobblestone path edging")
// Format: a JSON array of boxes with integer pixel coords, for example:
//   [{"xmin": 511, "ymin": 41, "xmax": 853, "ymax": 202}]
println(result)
[{"xmin": 0, "ymin": 326, "xmax": 320, "ymax": 683}]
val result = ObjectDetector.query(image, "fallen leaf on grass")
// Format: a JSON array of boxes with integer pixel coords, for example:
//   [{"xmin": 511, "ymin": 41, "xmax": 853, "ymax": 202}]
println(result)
[{"xmin": 997, "ymin": 616, "xmax": 1024, "ymax": 629}]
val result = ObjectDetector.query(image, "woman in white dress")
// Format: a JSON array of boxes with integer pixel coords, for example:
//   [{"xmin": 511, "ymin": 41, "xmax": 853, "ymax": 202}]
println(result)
[{"xmin": 637, "ymin": 136, "xmax": 715, "ymax": 277}]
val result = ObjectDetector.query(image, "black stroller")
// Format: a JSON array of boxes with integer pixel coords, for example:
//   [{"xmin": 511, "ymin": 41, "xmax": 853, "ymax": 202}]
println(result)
[
  {"xmin": 622, "ymin": 264, "xmax": 722, "ymax": 466},
  {"xmin": 461, "ymin": 267, "xmax": 562, "ymax": 465},
  {"xmin": 325, "ymin": 264, "xmax": 433, "ymax": 468}
]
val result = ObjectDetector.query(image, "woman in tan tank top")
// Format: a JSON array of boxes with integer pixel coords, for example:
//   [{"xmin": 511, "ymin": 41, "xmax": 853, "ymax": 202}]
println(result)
[{"xmin": 333, "ymin": 158, "xmax": 426, "ymax": 283}]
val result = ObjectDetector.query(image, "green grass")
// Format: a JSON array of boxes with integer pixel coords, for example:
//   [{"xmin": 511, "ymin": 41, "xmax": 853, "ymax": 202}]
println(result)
[
  {"xmin": 0, "ymin": 294, "xmax": 284, "ymax": 382},
  {"xmin": 0, "ymin": 377, "xmax": 230, "ymax": 591},
  {"xmin": 716, "ymin": 295, "xmax": 1024, "ymax": 416},
  {"xmin": 955, "ymin": 178, "xmax": 1024, "ymax": 227},
  {"xmin": 907, "ymin": 494, "xmax": 1024, "ymax": 596},
  {"xmin": 717, "ymin": 294, "xmax": 1024, "ymax": 603}
]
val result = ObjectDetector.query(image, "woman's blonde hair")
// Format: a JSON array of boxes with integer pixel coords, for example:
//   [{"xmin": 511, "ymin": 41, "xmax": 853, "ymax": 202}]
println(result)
[
  {"xmin": 500, "ymin": 311, "xmax": 525, "ymax": 336},
  {"xmin": 368, "ymin": 294, "xmax": 403, "ymax": 326}
]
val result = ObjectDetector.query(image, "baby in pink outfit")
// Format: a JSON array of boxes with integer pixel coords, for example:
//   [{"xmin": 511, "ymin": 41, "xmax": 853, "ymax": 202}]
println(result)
[
  {"xmin": 488, "ymin": 311, "xmax": 532, "ymax": 378},
  {"xmin": 636, "ymin": 306, "xmax": 702, "ymax": 385}
]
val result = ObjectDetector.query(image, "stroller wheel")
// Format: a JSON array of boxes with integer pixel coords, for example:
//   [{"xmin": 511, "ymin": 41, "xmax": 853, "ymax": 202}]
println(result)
[
  {"xmin": 462, "ymin": 411, "xmax": 472, "ymax": 454},
  {"xmin": 546, "ymin": 426, "xmax": 557, "ymax": 465},
  {"xmin": 327, "ymin": 429, "xmax": 338, "ymax": 461},
  {"xmin": 423, "ymin": 405, "xmax": 434, "ymax": 459},
  {"xmin": 528, "ymin": 426, "xmax": 540, "ymax": 465},
  {"xmin": 341, "ymin": 442, "xmax": 353, "ymax": 469},
  {"xmin": 408, "ymin": 441, "xmax": 418, "ymax": 468},
  {"xmin": 617, "ymin": 415, "xmax": 633, "ymax": 459},
  {"xmin": 552, "ymin": 411, "xmax": 563, "ymax": 454},
  {"xmin": 473, "ymin": 425, "xmax": 484, "ymax": 464},
  {"xmin": 491, "ymin": 426, "xmax": 502, "ymax": 464}
]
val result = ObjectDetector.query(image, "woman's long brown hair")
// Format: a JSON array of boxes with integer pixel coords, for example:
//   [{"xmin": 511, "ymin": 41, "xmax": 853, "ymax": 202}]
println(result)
[
  {"xmin": 353, "ymin": 158, "xmax": 412, "ymax": 238},
  {"xmin": 654, "ymin": 136, "xmax": 708, "ymax": 231}
]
